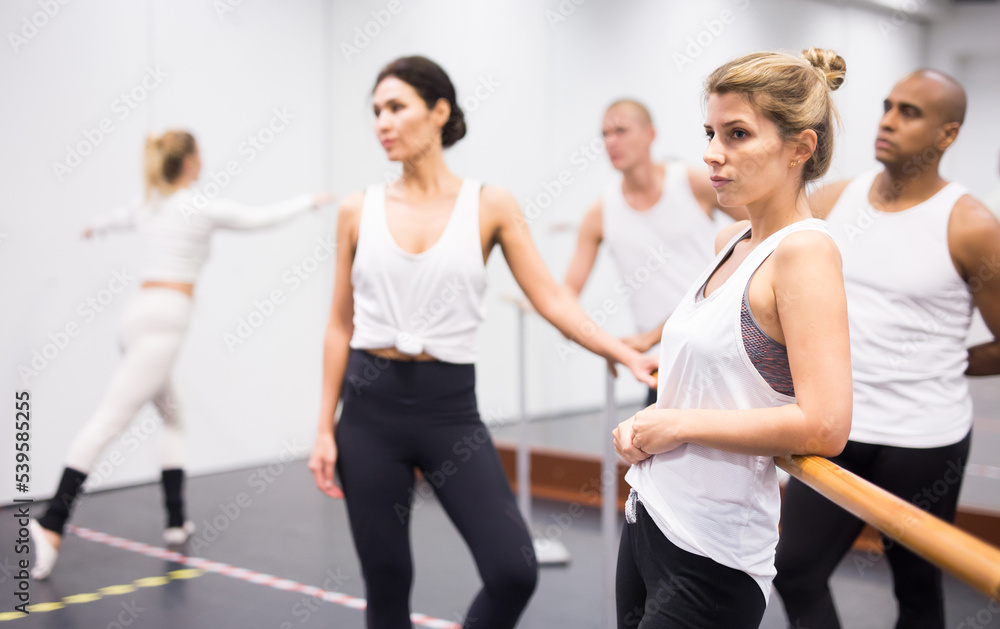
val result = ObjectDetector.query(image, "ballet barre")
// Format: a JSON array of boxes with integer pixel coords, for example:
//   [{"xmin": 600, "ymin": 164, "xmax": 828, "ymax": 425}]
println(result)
[
  {"xmin": 502, "ymin": 293, "xmax": 571, "ymax": 565},
  {"xmin": 500, "ymin": 292, "xmax": 629, "ymax": 623},
  {"xmin": 775, "ymin": 453, "xmax": 1000, "ymax": 601},
  {"xmin": 602, "ymin": 369, "xmax": 619, "ymax": 629}
]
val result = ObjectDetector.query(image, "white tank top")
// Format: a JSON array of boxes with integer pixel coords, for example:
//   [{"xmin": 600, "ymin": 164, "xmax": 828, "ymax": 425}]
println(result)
[
  {"xmin": 625, "ymin": 218, "xmax": 830, "ymax": 601},
  {"xmin": 825, "ymin": 169, "xmax": 973, "ymax": 448},
  {"xmin": 601, "ymin": 162, "xmax": 718, "ymax": 333},
  {"xmin": 349, "ymin": 179, "xmax": 487, "ymax": 364}
]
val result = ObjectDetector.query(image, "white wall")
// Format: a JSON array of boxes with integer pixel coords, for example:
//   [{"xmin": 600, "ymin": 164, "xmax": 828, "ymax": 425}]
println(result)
[
  {"xmin": 927, "ymin": 4, "xmax": 1000, "ymax": 198},
  {"xmin": 1, "ymin": 0, "xmax": 332, "ymax": 503},
  {"xmin": 6, "ymin": 0, "xmax": 995, "ymax": 505}
]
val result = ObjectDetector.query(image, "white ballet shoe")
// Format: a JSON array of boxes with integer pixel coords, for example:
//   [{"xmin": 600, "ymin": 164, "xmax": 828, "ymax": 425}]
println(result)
[
  {"xmin": 28, "ymin": 519, "xmax": 59, "ymax": 580},
  {"xmin": 163, "ymin": 521, "xmax": 195, "ymax": 545}
]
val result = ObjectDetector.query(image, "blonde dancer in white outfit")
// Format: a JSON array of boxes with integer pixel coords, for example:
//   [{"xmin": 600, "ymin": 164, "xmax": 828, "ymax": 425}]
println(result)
[{"xmin": 30, "ymin": 130, "xmax": 334, "ymax": 579}]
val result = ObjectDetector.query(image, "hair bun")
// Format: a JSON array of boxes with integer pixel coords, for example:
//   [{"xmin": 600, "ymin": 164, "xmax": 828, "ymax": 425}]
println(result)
[
  {"xmin": 801, "ymin": 47, "xmax": 846, "ymax": 92},
  {"xmin": 442, "ymin": 103, "xmax": 466, "ymax": 148},
  {"xmin": 146, "ymin": 132, "xmax": 163, "ymax": 150}
]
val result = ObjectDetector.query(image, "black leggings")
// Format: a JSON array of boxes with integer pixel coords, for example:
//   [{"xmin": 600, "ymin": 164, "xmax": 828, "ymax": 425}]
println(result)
[
  {"xmin": 335, "ymin": 350, "xmax": 538, "ymax": 629},
  {"xmin": 774, "ymin": 432, "xmax": 972, "ymax": 629},
  {"xmin": 616, "ymin": 498, "xmax": 766, "ymax": 628},
  {"xmin": 645, "ymin": 387, "xmax": 657, "ymax": 408}
]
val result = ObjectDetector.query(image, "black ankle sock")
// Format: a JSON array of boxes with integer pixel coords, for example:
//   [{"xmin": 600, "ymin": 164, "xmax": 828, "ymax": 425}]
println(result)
[
  {"xmin": 37, "ymin": 467, "xmax": 88, "ymax": 535},
  {"xmin": 161, "ymin": 468, "xmax": 186, "ymax": 528}
]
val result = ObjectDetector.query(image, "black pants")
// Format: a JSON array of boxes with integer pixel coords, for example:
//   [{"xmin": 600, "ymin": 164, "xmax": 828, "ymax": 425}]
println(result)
[
  {"xmin": 774, "ymin": 432, "xmax": 972, "ymax": 629},
  {"xmin": 616, "ymin": 498, "xmax": 766, "ymax": 628},
  {"xmin": 336, "ymin": 350, "xmax": 538, "ymax": 629}
]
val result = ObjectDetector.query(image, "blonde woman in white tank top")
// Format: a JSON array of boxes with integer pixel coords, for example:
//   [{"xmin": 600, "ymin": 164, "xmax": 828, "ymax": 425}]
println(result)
[
  {"xmin": 307, "ymin": 56, "xmax": 658, "ymax": 629},
  {"xmin": 612, "ymin": 49, "xmax": 853, "ymax": 628}
]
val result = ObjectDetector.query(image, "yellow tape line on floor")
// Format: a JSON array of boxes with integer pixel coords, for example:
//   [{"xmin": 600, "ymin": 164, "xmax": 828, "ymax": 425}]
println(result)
[{"xmin": 0, "ymin": 569, "xmax": 204, "ymax": 621}]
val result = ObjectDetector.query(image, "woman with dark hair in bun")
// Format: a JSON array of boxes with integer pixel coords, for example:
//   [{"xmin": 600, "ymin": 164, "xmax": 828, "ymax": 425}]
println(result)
[
  {"xmin": 307, "ymin": 55, "xmax": 658, "ymax": 628},
  {"xmin": 612, "ymin": 48, "xmax": 853, "ymax": 627}
]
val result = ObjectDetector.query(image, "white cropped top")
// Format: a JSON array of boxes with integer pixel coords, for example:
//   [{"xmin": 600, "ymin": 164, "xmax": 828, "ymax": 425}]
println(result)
[
  {"xmin": 349, "ymin": 179, "xmax": 487, "ymax": 364},
  {"xmin": 86, "ymin": 189, "xmax": 316, "ymax": 283}
]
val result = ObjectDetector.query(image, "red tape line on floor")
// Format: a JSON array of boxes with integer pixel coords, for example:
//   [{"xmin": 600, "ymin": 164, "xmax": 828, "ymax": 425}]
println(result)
[{"xmin": 67, "ymin": 525, "xmax": 460, "ymax": 629}]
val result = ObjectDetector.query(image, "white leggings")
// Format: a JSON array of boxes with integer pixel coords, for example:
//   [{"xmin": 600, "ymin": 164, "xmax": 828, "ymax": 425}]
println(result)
[{"xmin": 65, "ymin": 287, "xmax": 193, "ymax": 473}]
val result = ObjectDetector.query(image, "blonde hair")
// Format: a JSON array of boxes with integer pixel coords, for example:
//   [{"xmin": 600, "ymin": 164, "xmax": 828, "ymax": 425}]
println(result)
[
  {"xmin": 705, "ymin": 47, "xmax": 846, "ymax": 183},
  {"xmin": 144, "ymin": 130, "xmax": 196, "ymax": 199}
]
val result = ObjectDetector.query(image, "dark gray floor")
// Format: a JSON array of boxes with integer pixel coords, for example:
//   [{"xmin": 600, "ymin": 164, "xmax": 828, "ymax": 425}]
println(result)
[{"xmin": 1, "ymin": 458, "xmax": 998, "ymax": 628}]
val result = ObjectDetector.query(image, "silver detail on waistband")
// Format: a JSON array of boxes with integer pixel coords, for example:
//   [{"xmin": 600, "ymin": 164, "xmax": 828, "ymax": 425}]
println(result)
[{"xmin": 625, "ymin": 488, "xmax": 638, "ymax": 524}]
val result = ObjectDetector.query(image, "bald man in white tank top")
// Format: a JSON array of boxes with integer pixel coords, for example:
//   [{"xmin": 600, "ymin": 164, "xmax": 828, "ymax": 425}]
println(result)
[
  {"xmin": 775, "ymin": 70, "xmax": 1000, "ymax": 629},
  {"xmin": 564, "ymin": 100, "xmax": 747, "ymax": 404}
]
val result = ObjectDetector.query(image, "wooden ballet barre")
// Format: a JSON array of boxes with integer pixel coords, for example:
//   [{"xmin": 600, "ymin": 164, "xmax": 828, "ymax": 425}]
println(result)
[{"xmin": 776, "ymin": 453, "xmax": 1000, "ymax": 602}]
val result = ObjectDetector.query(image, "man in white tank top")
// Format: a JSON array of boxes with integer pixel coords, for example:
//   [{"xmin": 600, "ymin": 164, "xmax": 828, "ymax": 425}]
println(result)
[
  {"xmin": 775, "ymin": 70, "xmax": 1000, "ymax": 629},
  {"xmin": 563, "ymin": 99, "xmax": 746, "ymax": 403}
]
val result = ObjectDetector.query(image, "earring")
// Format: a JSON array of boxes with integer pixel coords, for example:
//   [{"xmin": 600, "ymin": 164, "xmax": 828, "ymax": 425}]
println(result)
[{"xmin": 790, "ymin": 160, "xmax": 799, "ymax": 167}]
